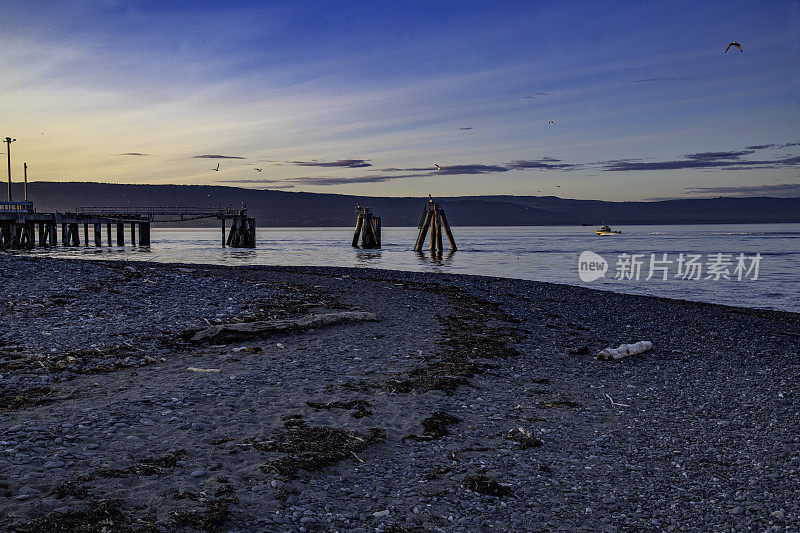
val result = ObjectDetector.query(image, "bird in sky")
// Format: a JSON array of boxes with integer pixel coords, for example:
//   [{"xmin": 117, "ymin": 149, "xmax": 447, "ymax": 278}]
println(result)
[
  {"xmin": 555, "ymin": 185, "xmax": 560, "ymax": 188},
  {"xmin": 725, "ymin": 42, "xmax": 742, "ymax": 53},
  {"xmin": 434, "ymin": 163, "xmax": 442, "ymax": 170},
  {"xmin": 548, "ymin": 121, "xmax": 555, "ymax": 125},
  {"xmin": 254, "ymin": 168, "xmax": 262, "ymax": 172},
  {"xmin": 212, "ymin": 163, "xmax": 220, "ymax": 172}
]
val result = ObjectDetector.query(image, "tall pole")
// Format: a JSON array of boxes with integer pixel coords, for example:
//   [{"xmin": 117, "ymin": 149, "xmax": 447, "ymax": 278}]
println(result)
[
  {"xmin": 23, "ymin": 162, "xmax": 28, "ymax": 202},
  {"xmin": 4, "ymin": 137, "xmax": 15, "ymax": 202}
]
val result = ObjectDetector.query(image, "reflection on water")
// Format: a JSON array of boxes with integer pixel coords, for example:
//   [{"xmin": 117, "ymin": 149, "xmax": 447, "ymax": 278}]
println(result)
[
  {"xmin": 354, "ymin": 250, "xmax": 383, "ymax": 263},
  {"xmin": 415, "ymin": 250, "xmax": 457, "ymax": 267},
  {"xmin": 15, "ymin": 224, "xmax": 800, "ymax": 312}
]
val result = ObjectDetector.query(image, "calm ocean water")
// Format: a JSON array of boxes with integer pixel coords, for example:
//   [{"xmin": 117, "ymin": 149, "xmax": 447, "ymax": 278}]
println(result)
[{"xmin": 18, "ymin": 224, "xmax": 800, "ymax": 312}]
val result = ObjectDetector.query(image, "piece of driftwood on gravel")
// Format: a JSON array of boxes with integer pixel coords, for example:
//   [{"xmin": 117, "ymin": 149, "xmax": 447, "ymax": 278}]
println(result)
[
  {"xmin": 596, "ymin": 340, "xmax": 653, "ymax": 361},
  {"xmin": 188, "ymin": 311, "xmax": 379, "ymax": 343}
]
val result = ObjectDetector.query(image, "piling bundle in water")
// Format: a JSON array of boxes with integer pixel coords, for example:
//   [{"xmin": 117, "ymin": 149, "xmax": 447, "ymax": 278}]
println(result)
[
  {"xmin": 413, "ymin": 196, "xmax": 456, "ymax": 256},
  {"xmin": 352, "ymin": 205, "xmax": 381, "ymax": 249},
  {"xmin": 225, "ymin": 213, "xmax": 256, "ymax": 248}
]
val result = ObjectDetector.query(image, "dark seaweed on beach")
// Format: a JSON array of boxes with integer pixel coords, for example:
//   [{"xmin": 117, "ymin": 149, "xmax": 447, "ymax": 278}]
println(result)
[
  {"xmin": 404, "ymin": 410, "xmax": 461, "ymax": 441},
  {"xmin": 382, "ymin": 282, "xmax": 523, "ymax": 396},
  {"xmin": 252, "ymin": 418, "xmax": 384, "ymax": 479},
  {"xmin": 171, "ymin": 482, "xmax": 237, "ymax": 532},
  {"xmin": 305, "ymin": 399, "xmax": 372, "ymax": 418},
  {"xmin": 137, "ymin": 449, "xmax": 187, "ymax": 469},
  {"xmin": 463, "ymin": 472, "xmax": 513, "ymax": 497},
  {"xmin": 0, "ymin": 386, "xmax": 55, "ymax": 413},
  {"xmin": 96, "ymin": 449, "xmax": 188, "ymax": 478},
  {"xmin": 171, "ymin": 499, "xmax": 236, "ymax": 532},
  {"xmin": 504, "ymin": 429, "xmax": 543, "ymax": 449},
  {"xmin": 54, "ymin": 481, "xmax": 90, "ymax": 500},
  {"xmin": 172, "ymin": 489, "xmax": 203, "ymax": 501},
  {"xmin": 10, "ymin": 498, "xmax": 145, "ymax": 533}
]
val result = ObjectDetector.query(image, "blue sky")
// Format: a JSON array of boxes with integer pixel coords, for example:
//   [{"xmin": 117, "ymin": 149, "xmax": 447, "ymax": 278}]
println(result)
[{"xmin": 2, "ymin": 0, "xmax": 799, "ymax": 200}]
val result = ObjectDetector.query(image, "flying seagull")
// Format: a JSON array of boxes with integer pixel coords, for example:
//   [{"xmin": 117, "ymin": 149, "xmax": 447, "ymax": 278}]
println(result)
[
  {"xmin": 725, "ymin": 42, "xmax": 742, "ymax": 53},
  {"xmin": 434, "ymin": 163, "xmax": 442, "ymax": 170},
  {"xmin": 254, "ymin": 168, "xmax": 262, "ymax": 172},
  {"xmin": 212, "ymin": 163, "xmax": 220, "ymax": 172}
]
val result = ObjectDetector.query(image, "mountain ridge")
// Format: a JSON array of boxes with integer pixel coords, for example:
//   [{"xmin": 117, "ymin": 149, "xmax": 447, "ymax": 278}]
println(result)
[{"xmin": 8, "ymin": 182, "xmax": 800, "ymax": 226}]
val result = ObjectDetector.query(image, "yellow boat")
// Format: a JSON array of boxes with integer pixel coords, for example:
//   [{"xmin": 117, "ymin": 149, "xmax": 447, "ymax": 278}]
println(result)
[{"xmin": 595, "ymin": 225, "xmax": 621, "ymax": 235}]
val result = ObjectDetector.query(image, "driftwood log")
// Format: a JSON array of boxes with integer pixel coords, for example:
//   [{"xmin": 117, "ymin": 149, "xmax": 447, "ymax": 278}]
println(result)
[
  {"xmin": 596, "ymin": 340, "xmax": 653, "ymax": 361},
  {"xmin": 189, "ymin": 312, "xmax": 379, "ymax": 343}
]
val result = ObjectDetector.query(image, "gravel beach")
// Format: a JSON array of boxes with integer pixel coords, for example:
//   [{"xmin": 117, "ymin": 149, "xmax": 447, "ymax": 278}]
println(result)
[{"xmin": 1, "ymin": 254, "xmax": 798, "ymax": 532}]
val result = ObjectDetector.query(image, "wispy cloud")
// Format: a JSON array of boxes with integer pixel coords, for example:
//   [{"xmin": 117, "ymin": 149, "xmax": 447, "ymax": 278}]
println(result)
[
  {"xmin": 228, "ymin": 158, "xmax": 584, "ymax": 187},
  {"xmin": 118, "ymin": 152, "xmax": 149, "ymax": 156},
  {"xmin": 435, "ymin": 164, "xmax": 509, "ymax": 175},
  {"xmin": 745, "ymin": 144, "xmax": 778, "ymax": 150},
  {"xmin": 603, "ymin": 154, "xmax": 800, "ymax": 172},
  {"xmin": 683, "ymin": 183, "xmax": 800, "ymax": 196},
  {"xmin": 292, "ymin": 159, "xmax": 372, "ymax": 168},
  {"xmin": 623, "ymin": 77, "xmax": 691, "ymax": 83},
  {"xmin": 218, "ymin": 179, "xmax": 295, "ymax": 189},
  {"xmin": 684, "ymin": 150, "xmax": 754, "ymax": 160},
  {"xmin": 521, "ymin": 92, "xmax": 549, "ymax": 98},
  {"xmin": 745, "ymin": 142, "xmax": 800, "ymax": 150},
  {"xmin": 507, "ymin": 158, "xmax": 580, "ymax": 170},
  {"xmin": 193, "ymin": 154, "xmax": 246, "ymax": 159},
  {"xmin": 219, "ymin": 163, "xmax": 513, "ymax": 186},
  {"xmin": 291, "ymin": 175, "xmax": 418, "ymax": 185}
]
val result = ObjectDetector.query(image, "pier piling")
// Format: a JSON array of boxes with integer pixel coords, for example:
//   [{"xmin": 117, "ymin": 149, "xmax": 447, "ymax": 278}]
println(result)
[
  {"xmin": 413, "ymin": 196, "xmax": 457, "ymax": 256},
  {"xmin": 352, "ymin": 205, "xmax": 381, "ymax": 249},
  {"xmin": 139, "ymin": 222, "xmax": 150, "ymax": 246},
  {"xmin": 224, "ymin": 208, "xmax": 256, "ymax": 248}
]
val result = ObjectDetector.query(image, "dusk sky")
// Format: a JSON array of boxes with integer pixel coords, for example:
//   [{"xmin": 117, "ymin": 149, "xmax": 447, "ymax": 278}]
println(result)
[{"xmin": 3, "ymin": 1, "xmax": 799, "ymax": 201}]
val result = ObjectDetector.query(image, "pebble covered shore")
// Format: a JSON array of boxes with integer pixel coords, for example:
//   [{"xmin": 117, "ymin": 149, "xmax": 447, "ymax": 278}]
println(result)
[{"xmin": 1, "ymin": 254, "xmax": 798, "ymax": 532}]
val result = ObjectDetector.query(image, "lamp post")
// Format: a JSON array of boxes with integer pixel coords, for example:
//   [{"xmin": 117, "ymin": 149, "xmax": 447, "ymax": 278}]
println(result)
[{"xmin": 4, "ymin": 137, "xmax": 15, "ymax": 202}]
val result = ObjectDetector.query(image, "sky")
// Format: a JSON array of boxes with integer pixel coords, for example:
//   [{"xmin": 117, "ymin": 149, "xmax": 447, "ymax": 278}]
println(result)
[{"xmin": 2, "ymin": 0, "xmax": 799, "ymax": 201}]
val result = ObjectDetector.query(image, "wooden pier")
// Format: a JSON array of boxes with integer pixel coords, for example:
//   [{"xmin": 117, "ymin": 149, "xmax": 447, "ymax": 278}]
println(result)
[
  {"xmin": 351, "ymin": 205, "xmax": 381, "ymax": 249},
  {"xmin": 0, "ymin": 202, "xmax": 256, "ymax": 250},
  {"xmin": 413, "ymin": 196, "xmax": 456, "ymax": 255}
]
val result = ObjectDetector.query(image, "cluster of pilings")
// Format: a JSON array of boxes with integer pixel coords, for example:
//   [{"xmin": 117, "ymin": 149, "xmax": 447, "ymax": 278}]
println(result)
[
  {"xmin": 413, "ymin": 197, "xmax": 456, "ymax": 255},
  {"xmin": 223, "ymin": 213, "xmax": 256, "ymax": 248},
  {"xmin": 351, "ymin": 206, "xmax": 381, "ymax": 249}
]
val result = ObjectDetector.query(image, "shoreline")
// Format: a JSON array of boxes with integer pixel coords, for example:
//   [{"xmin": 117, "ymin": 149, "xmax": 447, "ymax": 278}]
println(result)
[
  {"xmin": 10, "ymin": 251, "xmax": 799, "ymax": 315},
  {"xmin": 1, "ymin": 255, "xmax": 798, "ymax": 531}
]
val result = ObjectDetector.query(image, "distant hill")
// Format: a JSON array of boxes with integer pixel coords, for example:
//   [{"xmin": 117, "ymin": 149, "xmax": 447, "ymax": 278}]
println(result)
[{"xmin": 10, "ymin": 182, "xmax": 800, "ymax": 226}]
